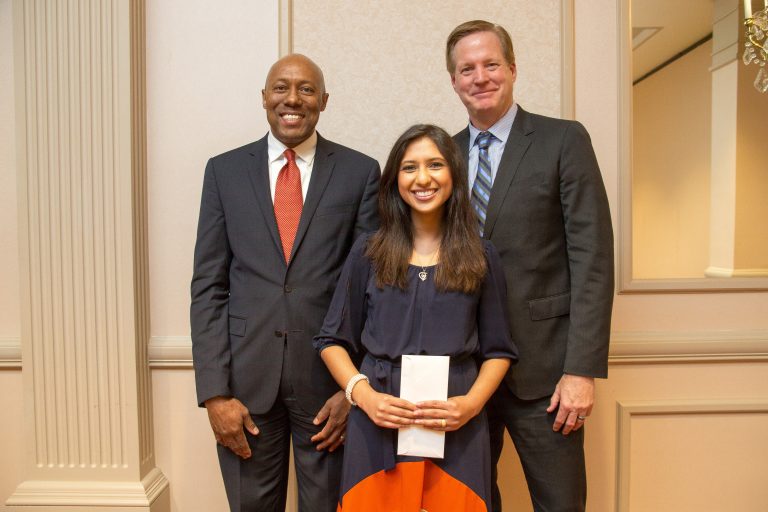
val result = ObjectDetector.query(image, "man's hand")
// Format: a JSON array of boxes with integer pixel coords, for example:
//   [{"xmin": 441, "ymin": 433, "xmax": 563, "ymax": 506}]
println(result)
[
  {"xmin": 204, "ymin": 396, "xmax": 259, "ymax": 459},
  {"xmin": 311, "ymin": 391, "xmax": 350, "ymax": 452},
  {"xmin": 547, "ymin": 374, "xmax": 595, "ymax": 435}
]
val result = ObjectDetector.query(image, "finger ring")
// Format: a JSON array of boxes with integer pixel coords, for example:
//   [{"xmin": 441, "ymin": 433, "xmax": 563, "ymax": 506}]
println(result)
[
  {"xmin": 576, "ymin": 415, "xmax": 586, "ymax": 421},
  {"xmin": 340, "ymin": 434, "xmax": 345, "ymax": 440},
  {"xmin": 440, "ymin": 419, "xmax": 446, "ymax": 428}
]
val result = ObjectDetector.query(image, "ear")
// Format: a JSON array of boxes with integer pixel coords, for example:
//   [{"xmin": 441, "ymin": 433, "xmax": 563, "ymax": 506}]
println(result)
[
  {"xmin": 509, "ymin": 63, "xmax": 517, "ymax": 82},
  {"xmin": 450, "ymin": 71, "xmax": 457, "ymax": 90},
  {"xmin": 319, "ymin": 92, "xmax": 329, "ymax": 112},
  {"xmin": 261, "ymin": 89, "xmax": 267, "ymax": 108}
]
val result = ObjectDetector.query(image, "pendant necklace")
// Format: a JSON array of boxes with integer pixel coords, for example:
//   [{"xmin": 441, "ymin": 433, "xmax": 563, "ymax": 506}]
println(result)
[{"xmin": 418, "ymin": 249, "xmax": 439, "ymax": 282}]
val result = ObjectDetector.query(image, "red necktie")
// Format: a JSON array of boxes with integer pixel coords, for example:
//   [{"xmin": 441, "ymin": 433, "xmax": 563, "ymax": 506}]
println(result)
[{"xmin": 274, "ymin": 149, "xmax": 303, "ymax": 263}]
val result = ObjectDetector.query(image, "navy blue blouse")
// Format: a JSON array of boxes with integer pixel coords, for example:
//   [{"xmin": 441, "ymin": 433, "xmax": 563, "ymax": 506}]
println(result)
[{"xmin": 314, "ymin": 234, "xmax": 518, "ymax": 365}]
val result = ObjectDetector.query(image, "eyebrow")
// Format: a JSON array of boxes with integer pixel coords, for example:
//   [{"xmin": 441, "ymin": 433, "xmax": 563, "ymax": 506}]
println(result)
[{"xmin": 400, "ymin": 157, "xmax": 446, "ymax": 164}]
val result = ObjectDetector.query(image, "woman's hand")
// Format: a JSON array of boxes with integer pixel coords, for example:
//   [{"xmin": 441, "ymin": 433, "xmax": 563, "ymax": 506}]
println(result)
[
  {"xmin": 354, "ymin": 384, "xmax": 418, "ymax": 429},
  {"xmin": 413, "ymin": 396, "xmax": 480, "ymax": 432}
]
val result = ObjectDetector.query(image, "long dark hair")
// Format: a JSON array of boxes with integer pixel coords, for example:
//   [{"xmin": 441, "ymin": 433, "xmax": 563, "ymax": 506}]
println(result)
[{"xmin": 366, "ymin": 124, "xmax": 487, "ymax": 294}]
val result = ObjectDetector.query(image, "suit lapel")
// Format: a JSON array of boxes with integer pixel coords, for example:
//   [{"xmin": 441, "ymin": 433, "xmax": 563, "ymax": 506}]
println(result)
[
  {"xmin": 289, "ymin": 133, "xmax": 335, "ymax": 265},
  {"xmin": 247, "ymin": 136, "xmax": 285, "ymax": 261},
  {"xmin": 456, "ymin": 128, "xmax": 470, "ymax": 161},
  {"xmin": 482, "ymin": 107, "xmax": 533, "ymax": 238}
]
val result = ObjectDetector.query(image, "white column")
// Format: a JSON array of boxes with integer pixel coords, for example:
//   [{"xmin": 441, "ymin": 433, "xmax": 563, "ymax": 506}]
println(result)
[
  {"xmin": 707, "ymin": 0, "xmax": 740, "ymax": 277},
  {"xmin": 6, "ymin": 0, "xmax": 169, "ymax": 509}
]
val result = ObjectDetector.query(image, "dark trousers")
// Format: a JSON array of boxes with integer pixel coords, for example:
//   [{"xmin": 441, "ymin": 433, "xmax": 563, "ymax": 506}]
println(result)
[
  {"xmin": 488, "ymin": 384, "xmax": 586, "ymax": 512},
  {"xmin": 216, "ymin": 365, "xmax": 343, "ymax": 512}
]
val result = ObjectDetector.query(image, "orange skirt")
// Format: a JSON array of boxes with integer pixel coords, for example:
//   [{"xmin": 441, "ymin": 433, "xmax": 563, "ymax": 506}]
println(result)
[{"xmin": 338, "ymin": 460, "xmax": 487, "ymax": 512}]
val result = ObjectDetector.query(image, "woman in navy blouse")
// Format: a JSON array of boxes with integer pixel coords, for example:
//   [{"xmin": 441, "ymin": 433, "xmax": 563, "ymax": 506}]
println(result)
[{"xmin": 314, "ymin": 124, "xmax": 518, "ymax": 511}]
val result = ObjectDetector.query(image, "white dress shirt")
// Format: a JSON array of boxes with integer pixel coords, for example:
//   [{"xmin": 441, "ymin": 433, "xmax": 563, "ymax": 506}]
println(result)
[{"xmin": 267, "ymin": 131, "xmax": 318, "ymax": 203}]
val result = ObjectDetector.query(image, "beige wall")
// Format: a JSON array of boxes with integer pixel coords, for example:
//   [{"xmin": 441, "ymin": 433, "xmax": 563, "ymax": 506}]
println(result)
[
  {"xmin": 632, "ymin": 41, "xmax": 712, "ymax": 279},
  {"xmin": 292, "ymin": 0, "xmax": 562, "ymax": 164},
  {"xmin": 145, "ymin": 1, "xmax": 280, "ymax": 510},
  {"xmin": 734, "ymin": 34, "xmax": 768, "ymax": 271},
  {"xmin": 3, "ymin": 1, "xmax": 768, "ymax": 511},
  {"xmin": 147, "ymin": 0, "xmax": 278, "ymax": 338}
]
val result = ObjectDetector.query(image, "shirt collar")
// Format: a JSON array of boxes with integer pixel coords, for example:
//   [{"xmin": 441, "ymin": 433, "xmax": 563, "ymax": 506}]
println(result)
[
  {"xmin": 468, "ymin": 103, "xmax": 518, "ymax": 148},
  {"xmin": 267, "ymin": 131, "xmax": 318, "ymax": 164}
]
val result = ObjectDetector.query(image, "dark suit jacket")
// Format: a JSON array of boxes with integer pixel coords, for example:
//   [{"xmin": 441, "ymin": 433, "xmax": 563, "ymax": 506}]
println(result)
[
  {"xmin": 191, "ymin": 133, "xmax": 380, "ymax": 415},
  {"xmin": 455, "ymin": 106, "xmax": 614, "ymax": 400}
]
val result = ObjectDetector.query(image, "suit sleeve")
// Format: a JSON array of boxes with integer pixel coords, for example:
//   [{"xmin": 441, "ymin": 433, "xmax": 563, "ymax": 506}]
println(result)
[
  {"xmin": 353, "ymin": 160, "xmax": 381, "ymax": 238},
  {"xmin": 190, "ymin": 158, "xmax": 233, "ymax": 406},
  {"xmin": 558, "ymin": 122, "xmax": 614, "ymax": 378}
]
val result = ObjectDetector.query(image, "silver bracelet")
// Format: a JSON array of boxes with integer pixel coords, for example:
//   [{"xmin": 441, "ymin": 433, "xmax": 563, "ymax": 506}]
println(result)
[{"xmin": 345, "ymin": 373, "xmax": 369, "ymax": 406}]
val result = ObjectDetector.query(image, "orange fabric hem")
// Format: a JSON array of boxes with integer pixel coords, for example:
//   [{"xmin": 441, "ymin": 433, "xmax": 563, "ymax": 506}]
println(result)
[{"xmin": 338, "ymin": 460, "xmax": 486, "ymax": 512}]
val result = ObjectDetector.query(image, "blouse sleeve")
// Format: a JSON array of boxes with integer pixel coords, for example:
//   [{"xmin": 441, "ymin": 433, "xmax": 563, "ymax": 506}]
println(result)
[
  {"xmin": 313, "ymin": 233, "xmax": 372, "ymax": 357},
  {"xmin": 477, "ymin": 241, "xmax": 519, "ymax": 363}
]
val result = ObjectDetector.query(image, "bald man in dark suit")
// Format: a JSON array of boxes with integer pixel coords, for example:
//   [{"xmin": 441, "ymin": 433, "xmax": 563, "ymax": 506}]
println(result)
[{"xmin": 191, "ymin": 54, "xmax": 379, "ymax": 512}]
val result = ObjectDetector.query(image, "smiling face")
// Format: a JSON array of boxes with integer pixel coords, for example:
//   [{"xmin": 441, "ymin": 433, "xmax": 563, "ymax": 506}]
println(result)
[
  {"xmin": 397, "ymin": 137, "xmax": 454, "ymax": 222},
  {"xmin": 262, "ymin": 54, "xmax": 329, "ymax": 147},
  {"xmin": 450, "ymin": 31, "xmax": 516, "ymax": 130}
]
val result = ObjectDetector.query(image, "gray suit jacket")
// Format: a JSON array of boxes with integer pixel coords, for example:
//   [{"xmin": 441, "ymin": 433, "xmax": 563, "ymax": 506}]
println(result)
[
  {"xmin": 191, "ymin": 133, "xmax": 380, "ymax": 415},
  {"xmin": 455, "ymin": 106, "xmax": 614, "ymax": 400}
]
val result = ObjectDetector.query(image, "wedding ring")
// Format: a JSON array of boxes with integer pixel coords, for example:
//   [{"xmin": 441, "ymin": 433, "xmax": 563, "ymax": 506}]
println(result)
[
  {"xmin": 440, "ymin": 419, "xmax": 446, "ymax": 428},
  {"xmin": 576, "ymin": 415, "xmax": 587, "ymax": 421}
]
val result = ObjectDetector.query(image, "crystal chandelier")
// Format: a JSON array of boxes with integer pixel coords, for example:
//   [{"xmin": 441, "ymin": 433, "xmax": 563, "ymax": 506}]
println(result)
[{"xmin": 743, "ymin": 1, "xmax": 768, "ymax": 92}]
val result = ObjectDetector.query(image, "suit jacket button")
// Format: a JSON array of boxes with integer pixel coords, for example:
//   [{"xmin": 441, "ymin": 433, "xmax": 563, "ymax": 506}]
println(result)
[
  {"xmin": 284, "ymin": 285, "xmax": 292, "ymax": 293},
  {"xmin": 274, "ymin": 330, "xmax": 283, "ymax": 338}
]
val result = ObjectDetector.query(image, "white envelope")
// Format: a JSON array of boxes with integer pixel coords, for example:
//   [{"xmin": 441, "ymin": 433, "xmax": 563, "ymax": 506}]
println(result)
[{"xmin": 397, "ymin": 354, "xmax": 450, "ymax": 459}]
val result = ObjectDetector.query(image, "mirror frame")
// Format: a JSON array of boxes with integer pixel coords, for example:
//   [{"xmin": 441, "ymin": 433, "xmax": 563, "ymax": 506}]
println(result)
[{"xmin": 617, "ymin": 0, "xmax": 768, "ymax": 293}]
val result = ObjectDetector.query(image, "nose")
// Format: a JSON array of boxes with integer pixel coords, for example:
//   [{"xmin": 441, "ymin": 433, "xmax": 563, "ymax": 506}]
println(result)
[
  {"xmin": 415, "ymin": 166, "xmax": 431, "ymax": 186},
  {"xmin": 284, "ymin": 86, "xmax": 301, "ymax": 106},
  {"xmin": 474, "ymin": 67, "xmax": 488, "ymax": 84}
]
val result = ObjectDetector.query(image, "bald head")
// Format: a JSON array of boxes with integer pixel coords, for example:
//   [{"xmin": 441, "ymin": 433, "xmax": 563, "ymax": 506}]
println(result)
[
  {"xmin": 262, "ymin": 54, "xmax": 329, "ymax": 147},
  {"xmin": 265, "ymin": 54, "xmax": 326, "ymax": 95}
]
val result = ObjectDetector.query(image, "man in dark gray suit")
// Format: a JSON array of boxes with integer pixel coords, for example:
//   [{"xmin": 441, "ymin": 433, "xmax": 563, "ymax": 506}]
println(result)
[
  {"xmin": 446, "ymin": 21, "xmax": 614, "ymax": 512},
  {"xmin": 191, "ymin": 54, "xmax": 379, "ymax": 512}
]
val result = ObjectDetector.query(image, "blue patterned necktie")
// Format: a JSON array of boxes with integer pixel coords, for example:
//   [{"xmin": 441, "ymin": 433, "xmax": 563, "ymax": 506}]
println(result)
[{"xmin": 471, "ymin": 131, "xmax": 493, "ymax": 236}]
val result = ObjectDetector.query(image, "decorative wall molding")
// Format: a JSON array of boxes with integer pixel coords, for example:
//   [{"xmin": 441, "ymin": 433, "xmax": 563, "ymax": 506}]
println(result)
[
  {"xmin": 609, "ymin": 330, "xmax": 768, "ymax": 363},
  {"xmin": 138, "ymin": 330, "xmax": 768, "ymax": 369},
  {"xmin": 3, "ymin": 331, "xmax": 767, "ymax": 370},
  {"xmin": 148, "ymin": 336, "xmax": 194, "ymax": 369},
  {"xmin": 560, "ymin": 0, "xmax": 575, "ymax": 119},
  {"xmin": 614, "ymin": 398, "xmax": 768, "ymax": 512},
  {"xmin": 278, "ymin": 0, "xmax": 293, "ymax": 56},
  {"xmin": 0, "ymin": 337, "xmax": 21, "ymax": 368}
]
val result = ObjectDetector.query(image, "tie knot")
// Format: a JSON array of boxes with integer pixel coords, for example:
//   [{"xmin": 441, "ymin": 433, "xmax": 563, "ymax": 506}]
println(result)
[
  {"xmin": 477, "ymin": 131, "xmax": 493, "ymax": 150},
  {"xmin": 284, "ymin": 148, "xmax": 296, "ymax": 164}
]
